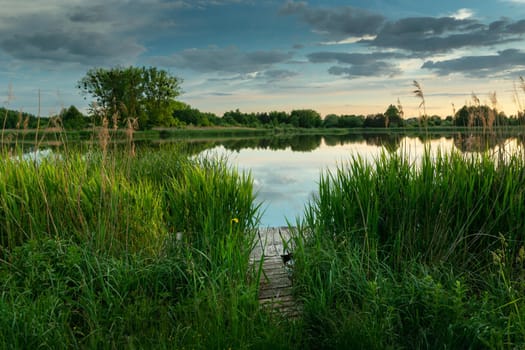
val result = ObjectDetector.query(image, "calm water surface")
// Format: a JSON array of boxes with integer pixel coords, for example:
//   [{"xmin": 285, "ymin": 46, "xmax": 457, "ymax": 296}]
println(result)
[{"xmin": 201, "ymin": 136, "xmax": 462, "ymax": 227}]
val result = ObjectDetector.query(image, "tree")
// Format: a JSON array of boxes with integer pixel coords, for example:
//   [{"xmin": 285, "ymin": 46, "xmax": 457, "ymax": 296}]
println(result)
[
  {"xmin": 290, "ymin": 109, "xmax": 322, "ymax": 128},
  {"xmin": 339, "ymin": 115, "xmax": 364, "ymax": 128},
  {"xmin": 364, "ymin": 114, "xmax": 387, "ymax": 128},
  {"xmin": 78, "ymin": 66, "xmax": 182, "ymax": 129},
  {"xmin": 454, "ymin": 106, "xmax": 470, "ymax": 127},
  {"xmin": 60, "ymin": 105, "xmax": 88, "ymax": 130},
  {"xmin": 384, "ymin": 104, "xmax": 404, "ymax": 127},
  {"xmin": 323, "ymin": 114, "xmax": 339, "ymax": 128}
]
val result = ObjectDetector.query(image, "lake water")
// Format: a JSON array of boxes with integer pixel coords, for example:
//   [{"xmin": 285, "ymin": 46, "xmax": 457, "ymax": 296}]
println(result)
[{"xmin": 198, "ymin": 134, "xmax": 523, "ymax": 227}]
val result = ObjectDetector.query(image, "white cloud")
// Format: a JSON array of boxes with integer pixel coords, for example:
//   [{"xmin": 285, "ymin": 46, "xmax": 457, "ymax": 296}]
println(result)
[{"xmin": 450, "ymin": 8, "xmax": 474, "ymax": 20}]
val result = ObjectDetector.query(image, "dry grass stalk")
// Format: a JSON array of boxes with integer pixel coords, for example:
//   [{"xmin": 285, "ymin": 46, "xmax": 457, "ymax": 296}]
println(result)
[
  {"xmin": 470, "ymin": 93, "xmax": 482, "ymax": 129},
  {"xmin": 412, "ymin": 80, "xmax": 427, "ymax": 125},
  {"xmin": 397, "ymin": 98, "xmax": 405, "ymax": 119},
  {"xmin": 99, "ymin": 114, "xmax": 110, "ymax": 158},
  {"xmin": 126, "ymin": 117, "xmax": 138, "ymax": 157},
  {"xmin": 488, "ymin": 92, "xmax": 497, "ymax": 130}
]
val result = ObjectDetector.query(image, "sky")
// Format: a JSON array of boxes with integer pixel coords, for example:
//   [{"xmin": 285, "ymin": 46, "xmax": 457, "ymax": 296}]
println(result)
[{"xmin": 2, "ymin": 0, "xmax": 525, "ymax": 119}]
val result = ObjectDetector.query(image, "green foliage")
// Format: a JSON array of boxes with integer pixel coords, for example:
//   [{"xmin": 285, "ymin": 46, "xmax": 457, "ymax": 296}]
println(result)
[
  {"xmin": 0, "ymin": 154, "xmax": 165, "ymax": 254},
  {"xmin": 307, "ymin": 150, "xmax": 525, "ymax": 267},
  {"xmin": 78, "ymin": 66, "xmax": 182, "ymax": 129},
  {"xmin": 291, "ymin": 109, "xmax": 322, "ymax": 128},
  {"xmin": 0, "ymin": 147, "xmax": 284, "ymax": 348},
  {"xmin": 59, "ymin": 105, "xmax": 88, "ymax": 130},
  {"xmin": 174, "ymin": 107, "xmax": 220, "ymax": 127},
  {"xmin": 364, "ymin": 113, "xmax": 387, "ymax": 128},
  {"xmin": 3, "ymin": 141, "xmax": 525, "ymax": 348},
  {"xmin": 0, "ymin": 238, "xmax": 190, "ymax": 348},
  {"xmin": 384, "ymin": 104, "xmax": 404, "ymax": 127},
  {"xmin": 164, "ymin": 155, "xmax": 260, "ymax": 270},
  {"xmin": 290, "ymin": 148, "xmax": 525, "ymax": 349},
  {"xmin": 0, "ymin": 107, "xmax": 43, "ymax": 130}
]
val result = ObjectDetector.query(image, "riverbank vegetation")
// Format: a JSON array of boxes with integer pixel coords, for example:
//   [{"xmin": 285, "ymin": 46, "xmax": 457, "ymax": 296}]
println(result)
[
  {"xmin": 291, "ymin": 148, "xmax": 525, "ymax": 349},
  {"xmin": 1, "ymin": 132, "xmax": 524, "ymax": 348},
  {"xmin": 0, "ymin": 144, "xmax": 269, "ymax": 348}
]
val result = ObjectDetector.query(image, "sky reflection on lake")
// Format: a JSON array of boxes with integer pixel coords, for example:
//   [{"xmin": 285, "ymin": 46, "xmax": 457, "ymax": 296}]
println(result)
[{"xmin": 204, "ymin": 136, "xmax": 457, "ymax": 227}]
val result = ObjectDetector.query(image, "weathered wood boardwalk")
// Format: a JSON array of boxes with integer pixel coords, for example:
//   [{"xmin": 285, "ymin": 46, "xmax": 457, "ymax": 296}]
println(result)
[{"xmin": 251, "ymin": 227, "xmax": 300, "ymax": 317}]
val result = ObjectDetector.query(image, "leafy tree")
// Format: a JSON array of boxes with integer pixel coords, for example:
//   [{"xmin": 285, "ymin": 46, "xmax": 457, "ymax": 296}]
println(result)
[
  {"xmin": 384, "ymin": 104, "xmax": 404, "ymax": 127},
  {"xmin": 454, "ymin": 105, "xmax": 499, "ymax": 128},
  {"xmin": 263, "ymin": 111, "xmax": 290, "ymax": 126},
  {"xmin": 141, "ymin": 67, "xmax": 183, "ymax": 127},
  {"xmin": 323, "ymin": 114, "xmax": 340, "ymax": 128},
  {"xmin": 78, "ymin": 66, "xmax": 182, "ymax": 129},
  {"xmin": 364, "ymin": 114, "xmax": 387, "ymax": 128},
  {"xmin": 339, "ymin": 115, "xmax": 364, "ymax": 128},
  {"xmin": 0, "ymin": 108, "xmax": 41, "ymax": 129},
  {"xmin": 60, "ymin": 106, "xmax": 88, "ymax": 130},
  {"xmin": 290, "ymin": 109, "xmax": 322, "ymax": 128}
]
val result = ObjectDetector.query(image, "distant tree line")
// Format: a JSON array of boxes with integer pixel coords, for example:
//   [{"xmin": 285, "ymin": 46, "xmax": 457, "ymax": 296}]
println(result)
[
  {"xmin": 0, "ymin": 108, "xmax": 43, "ymax": 129},
  {"xmin": 3, "ymin": 65, "xmax": 525, "ymax": 131},
  {"xmin": 4, "ymin": 102, "xmax": 525, "ymax": 131}
]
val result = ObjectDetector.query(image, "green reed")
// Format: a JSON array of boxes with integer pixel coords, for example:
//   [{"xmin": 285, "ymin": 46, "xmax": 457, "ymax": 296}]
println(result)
[
  {"xmin": 0, "ymin": 144, "xmax": 294, "ymax": 349},
  {"xmin": 304, "ymin": 148, "xmax": 525, "ymax": 268},
  {"xmin": 289, "ymin": 147, "xmax": 525, "ymax": 349},
  {"xmin": 0, "ymin": 152, "xmax": 165, "ymax": 254}
]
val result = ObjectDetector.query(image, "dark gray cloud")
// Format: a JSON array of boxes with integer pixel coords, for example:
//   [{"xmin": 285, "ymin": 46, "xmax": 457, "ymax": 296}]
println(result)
[
  {"xmin": 328, "ymin": 62, "xmax": 401, "ymax": 78},
  {"xmin": 363, "ymin": 17, "xmax": 525, "ymax": 53},
  {"xmin": 169, "ymin": 0, "xmax": 253, "ymax": 9},
  {"xmin": 0, "ymin": 0, "xmax": 252, "ymax": 65},
  {"xmin": 158, "ymin": 46, "xmax": 293, "ymax": 74},
  {"xmin": 0, "ymin": 1, "xmax": 165, "ymax": 65},
  {"xmin": 308, "ymin": 51, "xmax": 403, "ymax": 64},
  {"xmin": 307, "ymin": 51, "xmax": 402, "ymax": 78},
  {"xmin": 282, "ymin": 2, "xmax": 525, "ymax": 56},
  {"xmin": 0, "ymin": 21, "xmax": 143, "ymax": 64},
  {"xmin": 260, "ymin": 69, "xmax": 298, "ymax": 81},
  {"xmin": 422, "ymin": 49, "xmax": 525, "ymax": 77},
  {"xmin": 281, "ymin": 1, "xmax": 385, "ymax": 38},
  {"xmin": 207, "ymin": 92, "xmax": 234, "ymax": 96},
  {"xmin": 67, "ymin": 5, "xmax": 112, "ymax": 23}
]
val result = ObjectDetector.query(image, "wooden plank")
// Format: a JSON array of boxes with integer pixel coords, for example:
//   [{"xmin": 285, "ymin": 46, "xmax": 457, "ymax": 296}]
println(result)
[{"xmin": 250, "ymin": 227, "xmax": 300, "ymax": 318}]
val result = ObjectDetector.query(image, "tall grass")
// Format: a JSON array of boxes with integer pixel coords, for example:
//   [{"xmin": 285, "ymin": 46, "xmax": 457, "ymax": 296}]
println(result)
[
  {"xmin": 4, "ymin": 115, "xmax": 525, "ymax": 348},
  {"xmin": 291, "ymin": 147, "xmax": 525, "ymax": 348},
  {"xmin": 305, "ymin": 148, "xmax": 525, "ymax": 268},
  {"xmin": 0, "ymin": 141, "xmax": 292, "ymax": 348},
  {"xmin": 0, "ymin": 152, "xmax": 165, "ymax": 254}
]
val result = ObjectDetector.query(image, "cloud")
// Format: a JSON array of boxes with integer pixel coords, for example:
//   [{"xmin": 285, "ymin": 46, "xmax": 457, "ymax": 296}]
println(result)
[
  {"xmin": 421, "ymin": 49, "xmax": 525, "ymax": 77},
  {"xmin": 307, "ymin": 51, "xmax": 402, "ymax": 78},
  {"xmin": 281, "ymin": 1, "xmax": 385, "ymax": 39},
  {"xmin": 450, "ymin": 8, "xmax": 474, "ymax": 20},
  {"xmin": 260, "ymin": 69, "xmax": 298, "ymax": 81},
  {"xmin": 157, "ymin": 46, "xmax": 293, "ymax": 74},
  {"xmin": 0, "ymin": 1, "xmax": 169, "ymax": 65},
  {"xmin": 328, "ymin": 63, "xmax": 401, "ymax": 79},
  {"xmin": 282, "ymin": 2, "xmax": 525, "ymax": 56},
  {"xmin": 1, "ymin": 27, "xmax": 144, "ymax": 65},
  {"xmin": 362, "ymin": 16, "xmax": 525, "ymax": 53}
]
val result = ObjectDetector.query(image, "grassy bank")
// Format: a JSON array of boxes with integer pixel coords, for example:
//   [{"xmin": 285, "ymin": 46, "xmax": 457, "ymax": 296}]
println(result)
[
  {"xmin": 1, "ymin": 142, "xmax": 525, "ymax": 348},
  {"xmin": 291, "ymin": 148, "xmax": 525, "ymax": 349},
  {"xmin": 0, "ymin": 146, "xmax": 291, "ymax": 348}
]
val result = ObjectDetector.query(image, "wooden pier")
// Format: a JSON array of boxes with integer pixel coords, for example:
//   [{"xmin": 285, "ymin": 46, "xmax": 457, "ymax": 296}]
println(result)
[{"xmin": 251, "ymin": 227, "xmax": 300, "ymax": 317}]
